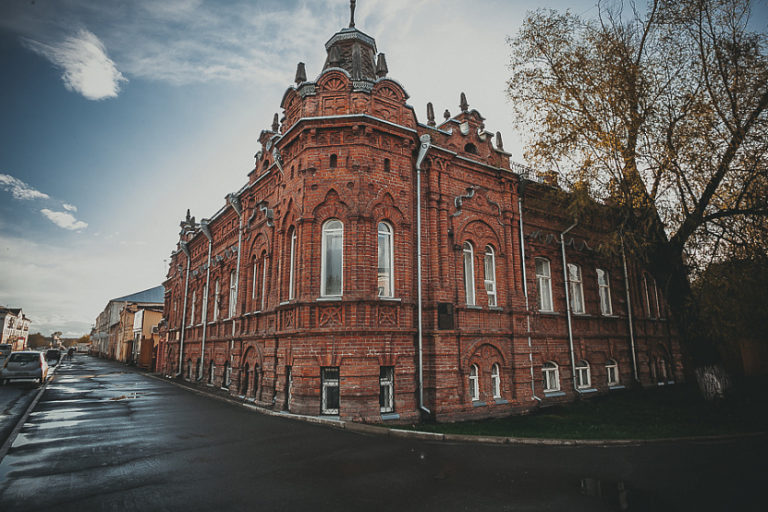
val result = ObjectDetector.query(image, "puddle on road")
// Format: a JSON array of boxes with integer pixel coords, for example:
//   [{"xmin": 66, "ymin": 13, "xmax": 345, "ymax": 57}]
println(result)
[{"xmin": 109, "ymin": 392, "xmax": 142, "ymax": 401}]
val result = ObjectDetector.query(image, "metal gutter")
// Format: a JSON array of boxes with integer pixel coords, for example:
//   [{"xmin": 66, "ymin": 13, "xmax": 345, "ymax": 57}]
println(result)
[
  {"xmin": 621, "ymin": 236, "xmax": 639, "ymax": 382},
  {"xmin": 415, "ymin": 133, "xmax": 431, "ymax": 416},
  {"xmin": 517, "ymin": 183, "xmax": 542, "ymax": 402},
  {"xmin": 559, "ymin": 220, "xmax": 579, "ymax": 392},
  {"xmin": 177, "ymin": 241, "xmax": 191, "ymax": 377}
]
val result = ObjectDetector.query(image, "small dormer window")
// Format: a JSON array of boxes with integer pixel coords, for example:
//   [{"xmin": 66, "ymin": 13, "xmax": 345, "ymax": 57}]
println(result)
[
  {"xmin": 464, "ymin": 143, "xmax": 478, "ymax": 155},
  {"xmin": 330, "ymin": 154, "xmax": 338, "ymax": 168}
]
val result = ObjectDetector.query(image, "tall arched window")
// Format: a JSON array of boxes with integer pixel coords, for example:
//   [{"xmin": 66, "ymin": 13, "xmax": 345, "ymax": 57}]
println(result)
[
  {"xmin": 189, "ymin": 290, "xmax": 196, "ymax": 325},
  {"xmin": 568, "ymin": 263, "xmax": 585, "ymax": 314},
  {"xmin": 213, "ymin": 278, "xmax": 220, "ymax": 321},
  {"xmin": 228, "ymin": 270, "xmax": 237, "ymax": 318},
  {"xmin": 606, "ymin": 359, "xmax": 619, "ymax": 386},
  {"xmin": 377, "ymin": 222, "xmax": 393, "ymax": 297},
  {"xmin": 260, "ymin": 251, "xmax": 268, "ymax": 311},
  {"xmin": 596, "ymin": 269, "xmax": 612, "ymax": 316},
  {"xmin": 321, "ymin": 220, "xmax": 343, "ymax": 297},
  {"xmin": 288, "ymin": 228, "xmax": 297, "ymax": 300},
  {"xmin": 251, "ymin": 258, "xmax": 259, "ymax": 305},
  {"xmin": 535, "ymin": 258, "xmax": 553, "ymax": 311},
  {"xmin": 575, "ymin": 360, "xmax": 591, "ymax": 389},
  {"xmin": 484, "ymin": 245, "xmax": 497, "ymax": 307},
  {"xmin": 469, "ymin": 364, "xmax": 479, "ymax": 400},
  {"xmin": 491, "ymin": 363, "xmax": 501, "ymax": 398},
  {"xmin": 463, "ymin": 242, "xmax": 475, "ymax": 305}
]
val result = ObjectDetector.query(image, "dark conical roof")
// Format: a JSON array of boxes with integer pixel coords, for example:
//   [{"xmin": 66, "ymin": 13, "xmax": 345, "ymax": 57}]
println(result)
[{"xmin": 323, "ymin": 27, "xmax": 378, "ymax": 81}]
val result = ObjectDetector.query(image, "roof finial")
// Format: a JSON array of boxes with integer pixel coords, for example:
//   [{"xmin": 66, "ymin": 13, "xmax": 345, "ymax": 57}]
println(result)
[
  {"xmin": 375, "ymin": 53, "xmax": 388, "ymax": 78},
  {"xmin": 496, "ymin": 131, "xmax": 504, "ymax": 150},
  {"xmin": 460, "ymin": 92, "xmax": 469, "ymax": 112},
  {"xmin": 444, "ymin": 109, "xmax": 451, "ymax": 120},
  {"xmin": 350, "ymin": 0, "xmax": 356, "ymax": 28},
  {"xmin": 295, "ymin": 62, "xmax": 307, "ymax": 84},
  {"xmin": 427, "ymin": 102, "xmax": 436, "ymax": 126},
  {"xmin": 272, "ymin": 113, "xmax": 279, "ymax": 132}
]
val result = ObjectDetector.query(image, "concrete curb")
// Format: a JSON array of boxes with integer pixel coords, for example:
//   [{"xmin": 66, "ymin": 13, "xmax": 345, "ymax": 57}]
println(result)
[{"xmin": 142, "ymin": 371, "xmax": 768, "ymax": 448}]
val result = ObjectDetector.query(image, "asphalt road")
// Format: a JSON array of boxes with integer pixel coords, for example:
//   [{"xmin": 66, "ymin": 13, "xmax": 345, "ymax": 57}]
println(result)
[
  {"xmin": 0, "ymin": 379, "xmax": 40, "ymax": 447},
  {"xmin": 0, "ymin": 355, "xmax": 765, "ymax": 511}
]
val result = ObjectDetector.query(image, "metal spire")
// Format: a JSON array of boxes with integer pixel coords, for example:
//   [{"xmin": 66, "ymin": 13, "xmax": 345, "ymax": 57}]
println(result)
[{"xmin": 350, "ymin": 0, "xmax": 356, "ymax": 28}]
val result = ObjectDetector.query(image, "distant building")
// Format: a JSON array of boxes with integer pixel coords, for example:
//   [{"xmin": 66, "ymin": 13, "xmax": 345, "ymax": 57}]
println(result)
[
  {"xmin": 92, "ymin": 286, "xmax": 164, "ymax": 361},
  {"xmin": 0, "ymin": 307, "xmax": 31, "ymax": 351}
]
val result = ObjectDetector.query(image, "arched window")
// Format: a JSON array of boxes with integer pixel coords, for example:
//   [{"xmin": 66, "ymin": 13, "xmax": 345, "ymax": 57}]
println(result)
[
  {"xmin": 187, "ymin": 359, "xmax": 193, "ymax": 381},
  {"xmin": 383, "ymin": 158, "xmax": 391, "ymax": 172},
  {"xmin": 464, "ymin": 143, "xmax": 478, "ymax": 154},
  {"xmin": 606, "ymin": 359, "xmax": 619, "ymax": 386},
  {"xmin": 535, "ymin": 258, "xmax": 553, "ymax": 311},
  {"xmin": 543, "ymin": 361, "xmax": 559, "ymax": 392},
  {"xmin": 288, "ymin": 228, "xmax": 297, "ymax": 300},
  {"xmin": 575, "ymin": 360, "xmax": 591, "ymax": 389},
  {"xmin": 597, "ymin": 269, "xmax": 612, "ymax": 316},
  {"xmin": 228, "ymin": 270, "xmax": 237, "ymax": 318},
  {"xmin": 321, "ymin": 220, "xmax": 343, "ymax": 297},
  {"xmin": 484, "ymin": 245, "xmax": 497, "ymax": 307},
  {"xmin": 252, "ymin": 257, "xmax": 259, "ymax": 304},
  {"xmin": 491, "ymin": 363, "xmax": 501, "ymax": 398},
  {"xmin": 463, "ymin": 242, "xmax": 475, "ymax": 305},
  {"xmin": 568, "ymin": 263, "xmax": 585, "ymax": 314},
  {"xmin": 208, "ymin": 360, "xmax": 216, "ymax": 384},
  {"xmin": 469, "ymin": 364, "xmax": 480, "ymax": 401},
  {"xmin": 196, "ymin": 358, "xmax": 202, "ymax": 380},
  {"xmin": 189, "ymin": 290, "xmax": 197, "ymax": 325},
  {"xmin": 378, "ymin": 222, "xmax": 393, "ymax": 297},
  {"xmin": 223, "ymin": 361, "xmax": 231, "ymax": 389},
  {"xmin": 260, "ymin": 251, "xmax": 268, "ymax": 311}
]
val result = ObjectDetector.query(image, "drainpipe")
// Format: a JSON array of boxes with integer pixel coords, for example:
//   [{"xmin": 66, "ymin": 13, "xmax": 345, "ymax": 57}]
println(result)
[
  {"xmin": 199, "ymin": 219, "xmax": 213, "ymax": 381},
  {"xmin": 559, "ymin": 220, "xmax": 579, "ymax": 392},
  {"xmin": 621, "ymin": 236, "xmax": 639, "ymax": 382},
  {"xmin": 227, "ymin": 193, "xmax": 244, "ymax": 377},
  {"xmin": 178, "ymin": 241, "xmax": 191, "ymax": 377},
  {"xmin": 517, "ymin": 183, "xmax": 541, "ymax": 402},
  {"xmin": 415, "ymin": 133, "xmax": 431, "ymax": 416}
]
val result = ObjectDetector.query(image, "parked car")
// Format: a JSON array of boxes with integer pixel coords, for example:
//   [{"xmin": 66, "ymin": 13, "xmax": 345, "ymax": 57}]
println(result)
[
  {"xmin": 45, "ymin": 348, "xmax": 62, "ymax": 366},
  {"xmin": 0, "ymin": 343, "xmax": 11, "ymax": 359},
  {"xmin": 1, "ymin": 351, "xmax": 48, "ymax": 385}
]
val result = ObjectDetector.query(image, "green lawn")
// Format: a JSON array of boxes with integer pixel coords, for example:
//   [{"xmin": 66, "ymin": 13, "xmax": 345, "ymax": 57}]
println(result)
[{"xmin": 401, "ymin": 380, "xmax": 768, "ymax": 440}]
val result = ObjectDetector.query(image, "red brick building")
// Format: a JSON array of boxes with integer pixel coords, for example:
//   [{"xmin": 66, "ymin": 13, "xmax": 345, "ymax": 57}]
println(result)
[{"xmin": 158, "ymin": 9, "xmax": 682, "ymax": 423}]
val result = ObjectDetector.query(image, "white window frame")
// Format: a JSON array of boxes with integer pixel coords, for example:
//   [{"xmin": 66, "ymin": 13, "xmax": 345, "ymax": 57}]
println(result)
[
  {"xmin": 208, "ymin": 361, "xmax": 216, "ymax": 384},
  {"xmin": 252, "ymin": 260, "xmax": 258, "ymax": 301},
  {"xmin": 642, "ymin": 273, "xmax": 652, "ymax": 318},
  {"xmin": 535, "ymin": 258, "xmax": 553, "ymax": 312},
  {"xmin": 568, "ymin": 263, "xmax": 585, "ymax": 314},
  {"xmin": 543, "ymin": 361, "xmax": 560, "ymax": 392},
  {"xmin": 491, "ymin": 363, "xmax": 501, "ymax": 398},
  {"xmin": 469, "ymin": 364, "xmax": 479, "ymax": 400},
  {"xmin": 484, "ymin": 245, "xmax": 497, "ymax": 307},
  {"xmin": 379, "ymin": 366, "xmax": 394, "ymax": 413},
  {"xmin": 463, "ymin": 242, "xmax": 475, "ymax": 305},
  {"xmin": 321, "ymin": 367, "xmax": 340, "ymax": 414},
  {"xmin": 321, "ymin": 220, "xmax": 344, "ymax": 297},
  {"xmin": 606, "ymin": 359, "xmax": 619, "ymax": 386},
  {"xmin": 377, "ymin": 222, "xmax": 394, "ymax": 298},
  {"xmin": 213, "ymin": 279, "xmax": 220, "ymax": 321},
  {"xmin": 575, "ymin": 360, "xmax": 591, "ymax": 389},
  {"xmin": 288, "ymin": 229, "xmax": 297, "ymax": 300},
  {"xmin": 597, "ymin": 269, "xmax": 613, "ymax": 316},
  {"xmin": 223, "ymin": 361, "xmax": 232, "ymax": 389},
  {"xmin": 228, "ymin": 270, "xmax": 237, "ymax": 318},
  {"xmin": 261, "ymin": 254, "xmax": 268, "ymax": 311}
]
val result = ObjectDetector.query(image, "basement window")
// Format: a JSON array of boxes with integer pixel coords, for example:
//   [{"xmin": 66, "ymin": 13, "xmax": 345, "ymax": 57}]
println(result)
[
  {"xmin": 321, "ymin": 367, "xmax": 340, "ymax": 415},
  {"xmin": 379, "ymin": 366, "xmax": 394, "ymax": 413}
]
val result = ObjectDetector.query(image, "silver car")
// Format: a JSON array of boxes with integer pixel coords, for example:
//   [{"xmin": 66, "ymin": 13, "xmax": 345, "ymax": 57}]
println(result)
[{"xmin": 1, "ymin": 351, "xmax": 49, "ymax": 385}]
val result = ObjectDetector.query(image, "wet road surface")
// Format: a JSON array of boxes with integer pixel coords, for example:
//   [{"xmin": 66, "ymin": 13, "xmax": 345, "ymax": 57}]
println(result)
[
  {"xmin": 0, "ymin": 380, "xmax": 40, "ymax": 446},
  {"xmin": 0, "ymin": 355, "xmax": 765, "ymax": 511}
]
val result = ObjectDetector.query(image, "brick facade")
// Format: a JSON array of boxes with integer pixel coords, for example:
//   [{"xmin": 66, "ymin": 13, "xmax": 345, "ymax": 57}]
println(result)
[{"xmin": 158, "ymin": 16, "xmax": 683, "ymax": 423}]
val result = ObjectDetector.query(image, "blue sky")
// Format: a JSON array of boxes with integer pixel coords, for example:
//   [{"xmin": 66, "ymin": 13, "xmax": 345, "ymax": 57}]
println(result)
[{"xmin": 0, "ymin": 0, "xmax": 609, "ymax": 336}]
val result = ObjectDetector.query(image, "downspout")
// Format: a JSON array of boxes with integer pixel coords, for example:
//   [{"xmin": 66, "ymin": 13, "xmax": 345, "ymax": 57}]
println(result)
[
  {"xmin": 415, "ymin": 133, "xmax": 431, "ymax": 416},
  {"xmin": 199, "ymin": 219, "xmax": 213, "ymax": 381},
  {"xmin": 621, "ymin": 236, "xmax": 639, "ymax": 382},
  {"xmin": 517, "ymin": 181, "xmax": 541, "ymax": 402},
  {"xmin": 227, "ymin": 193, "xmax": 244, "ymax": 379},
  {"xmin": 559, "ymin": 220, "xmax": 579, "ymax": 392},
  {"xmin": 178, "ymin": 241, "xmax": 191, "ymax": 377}
]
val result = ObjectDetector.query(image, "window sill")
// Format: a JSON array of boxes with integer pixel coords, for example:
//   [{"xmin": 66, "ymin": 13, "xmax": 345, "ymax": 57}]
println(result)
[
  {"xmin": 381, "ymin": 412, "xmax": 400, "ymax": 421},
  {"xmin": 489, "ymin": 306, "xmax": 503, "ymax": 311},
  {"xmin": 571, "ymin": 313, "xmax": 590, "ymax": 317},
  {"xmin": 471, "ymin": 400, "xmax": 487, "ymax": 407},
  {"xmin": 609, "ymin": 384, "xmax": 625, "ymax": 390},
  {"xmin": 494, "ymin": 398, "xmax": 508, "ymax": 405},
  {"xmin": 317, "ymin": 296, "xmax": 342, "ymax": 302},
  {"xmin": 544, "ymin": 390, "xmax": 565, "ymax": 397},
  {"xmin": 538, "ymin": 310, "xmax": 559, "ymax": 316},
  {"xmin": 378, "ymin": 297, "xmax": 401, "ymax": 302},
  {"xmin": 466, "ymin": 305, "xmax": 482, "ymax": 310},
  {"xmin": 279, "ymin": 301, "xmax": 290, "ymax": 306},
  {"xmin": 576, "ymin": 387, "xmax": 598, "ymax": 394},
  {"xmin": 601, "ymin": 314, "xmax": 620, "ymax": 319}
]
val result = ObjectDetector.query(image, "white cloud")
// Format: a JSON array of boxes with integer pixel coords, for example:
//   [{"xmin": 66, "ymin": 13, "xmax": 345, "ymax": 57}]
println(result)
[
  {"xmin": 40, "ymin": 209, "xmax": 88, "ymax": 231},
  {"xmin": 23, "ymin": 29, "xmax": 127, "ymax": 100},
  {"xmin": 62, "ymin": 203, "xmax": 78, "ymax": 212},
  {"xmin": 0, "ymin": 173, "xmax": 50, "ymax": 200}
]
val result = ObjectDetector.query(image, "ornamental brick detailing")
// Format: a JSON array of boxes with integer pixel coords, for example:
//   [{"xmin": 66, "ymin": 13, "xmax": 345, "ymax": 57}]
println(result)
[{"xmin": 158, "ymin": 10, "xmax": 683, "ymax": 423}]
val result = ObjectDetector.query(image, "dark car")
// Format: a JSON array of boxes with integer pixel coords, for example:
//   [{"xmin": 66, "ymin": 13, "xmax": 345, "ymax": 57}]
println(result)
[{"xmin": 45, "ymin": 348, "xmax": 62, "ymax": 366}]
